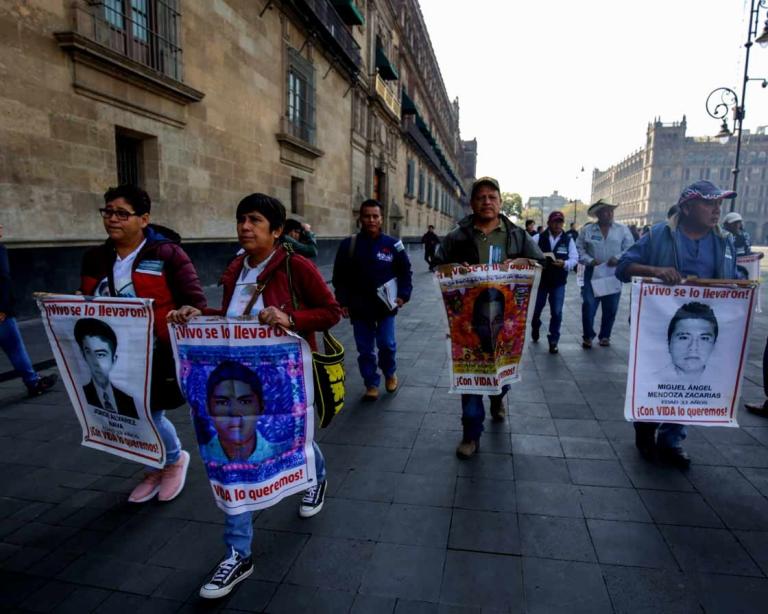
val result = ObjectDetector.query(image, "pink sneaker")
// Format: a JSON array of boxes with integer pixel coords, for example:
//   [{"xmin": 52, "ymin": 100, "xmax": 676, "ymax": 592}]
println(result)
[
  {"xmin": 158, "ymin": 450, "xmax": 190, "ymax": 502},
  {"xmin": 128, "ymin": 472, "xmax": 163, "ymax": 503}
]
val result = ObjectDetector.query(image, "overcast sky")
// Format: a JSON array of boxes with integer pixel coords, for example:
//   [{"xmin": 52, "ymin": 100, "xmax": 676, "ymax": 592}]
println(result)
[{"xmin": 418, "ymin": 0, "xmax": 768, "ymax": 202}]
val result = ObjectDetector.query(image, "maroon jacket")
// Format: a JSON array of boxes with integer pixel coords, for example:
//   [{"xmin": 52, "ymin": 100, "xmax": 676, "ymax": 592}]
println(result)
[
  {"xmin": 207, "ymin": 245, "xmax": 341, "ymax": 351},
  {"xmin": 79, "ymin": 225, "xmax": 206, "ymax": 410},
  {"xmin": 80, "ymin": 225, "xmax": 206, "ymax": 343}
]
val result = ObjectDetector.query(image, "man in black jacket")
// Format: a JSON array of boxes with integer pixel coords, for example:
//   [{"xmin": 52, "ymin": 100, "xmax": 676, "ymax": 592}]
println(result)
[
  {"xmin": 421, "ymin": 225, "xmax": 441, "ymax": 271},
  {"xmin": 435, "ymin": 177, "xmax": 545, "ymax": 459}
]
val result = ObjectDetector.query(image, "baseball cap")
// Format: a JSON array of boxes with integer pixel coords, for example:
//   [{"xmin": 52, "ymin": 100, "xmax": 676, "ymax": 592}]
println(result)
[
  {"xmin": 722, "ymin": 212, "xmax": 743, "ymax": 224},
  {"xmin": 470, "ymin": 176, "xmax": 500, "ymax": 198},
  {"xmin": 548, "ymin": 211, "xmax": 565, "ymax": 222},
  {"xmin": 677, "ymin": 180, "xmax": 736, "ymax": 206}
]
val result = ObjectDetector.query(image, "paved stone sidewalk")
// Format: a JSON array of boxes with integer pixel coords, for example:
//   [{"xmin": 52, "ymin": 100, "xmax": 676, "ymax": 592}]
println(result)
[{"xmin": 1, "ymin": 253, "xmax": 768, "ymax": 613}]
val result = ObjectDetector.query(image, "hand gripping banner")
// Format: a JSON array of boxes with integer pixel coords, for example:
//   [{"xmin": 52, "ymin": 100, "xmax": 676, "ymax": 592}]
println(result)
[
  {"xmin": 170, "ymin": 318, "xmax": 316, "ymax": 514},
  {"xmin": 437, "ymin": 262, "xmax": 537, "ymax": 394},
  {"xmin": 36, "ymin": 295, "xmax": 164, "ymax": 467},
  {"xmin": 624, "ymin": 278, "xmax": 758, "ymax": 427}
]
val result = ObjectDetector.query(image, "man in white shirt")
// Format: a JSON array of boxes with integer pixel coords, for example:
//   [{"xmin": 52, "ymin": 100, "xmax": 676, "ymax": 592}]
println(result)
[
  {"xmin": 576, "ymin": 200, "xmax": 635, "ymax": 348},
  {"xmin": 531, "ymin": 211, "xmax": 579, "ymax": 353}
]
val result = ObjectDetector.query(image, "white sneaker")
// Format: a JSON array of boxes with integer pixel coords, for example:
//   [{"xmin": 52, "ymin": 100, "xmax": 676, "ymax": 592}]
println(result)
[
  {"xmin": 298, "ymin": 480, "xmax": 327, "ymax": 518},
  {"xmin": 199, "ymin": 547, "xmax": 254, "ymax": 599}
]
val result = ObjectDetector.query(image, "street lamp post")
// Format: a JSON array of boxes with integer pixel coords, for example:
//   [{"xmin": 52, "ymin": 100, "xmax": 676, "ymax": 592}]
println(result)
[
  {"xmin": 574, "ymin": 165, "xmax": 584, "ymax": 226},
  {"xmin": 705, "ymin": 0, "xmax": 768, "ymax": 212}
]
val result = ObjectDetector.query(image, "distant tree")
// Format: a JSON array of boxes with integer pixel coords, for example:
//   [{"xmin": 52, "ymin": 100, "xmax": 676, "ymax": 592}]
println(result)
[
  {"xmin": 519, "ymin": 207, "xmax": 543, "ymax": 227},
  {"xmin": 500, "ymin": 192, "xmax": 523, "ymax": 220},
  {"xmin": 562, "ymin": 200, "xmax": 590, "ymax": 226}
]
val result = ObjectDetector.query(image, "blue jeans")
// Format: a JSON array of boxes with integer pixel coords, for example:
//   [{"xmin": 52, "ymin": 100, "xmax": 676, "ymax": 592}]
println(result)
[
  {"xmin": 352, "ymin": 316, "xmax": 396, "ymax": 387},
  {"xmin": 461, "ymin": 385, "xmax": 510, "ymax": 441},
  {"xmin": 531, "ymin": 283, "xmax": 566, "ymax": 343},
  {"xmin": 581, "ymin": 269, "xmax": 621, "ymax": 340},
  {"xmin": 0, "ymin": 317, "xmax": 38, "ymax": 386},
  {"xmin": 147, "ymin": 410, "xmax": 181, "ymax": 470},
  {"xmin": 224, "ymin": 442, "xmax": 326, "ymax": 557}
]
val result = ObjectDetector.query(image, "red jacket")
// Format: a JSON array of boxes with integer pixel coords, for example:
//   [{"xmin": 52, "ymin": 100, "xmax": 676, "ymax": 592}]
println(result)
[
  {"xmin": 207, "ymin": 245, "xmax": 341, "ymax": 351},
  {"xmin": 79, "ymin": 225, "xmax": 206, "ymax": 411},
  {"xmin": 79, "ymin": 225, "xmax": 206, "ymax": 343}
]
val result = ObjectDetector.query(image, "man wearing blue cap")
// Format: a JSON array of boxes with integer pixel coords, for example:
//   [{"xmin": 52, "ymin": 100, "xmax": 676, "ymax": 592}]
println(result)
[{"xmin": 616, "ymin": 180, "xmax": 739, "ymax": 468}]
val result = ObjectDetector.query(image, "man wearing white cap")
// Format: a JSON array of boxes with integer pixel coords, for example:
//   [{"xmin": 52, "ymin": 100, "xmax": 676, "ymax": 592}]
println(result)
[
  {"xmin": 723, "ymin": 211, "xmax": 762, "ymax": 260},
  {"xmin": 576, "ymin": 200, "xmax": 635, "ymax": 348}
]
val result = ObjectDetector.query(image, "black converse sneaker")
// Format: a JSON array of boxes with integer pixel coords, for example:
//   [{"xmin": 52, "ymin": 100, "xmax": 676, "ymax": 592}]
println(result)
[
  {"xmin": 298, "ymin": 480, "xmax": 327, "ymax": 518},
  {"xmin": 199, "ymin": 547, "xmax": 253, "ymax": 599}
]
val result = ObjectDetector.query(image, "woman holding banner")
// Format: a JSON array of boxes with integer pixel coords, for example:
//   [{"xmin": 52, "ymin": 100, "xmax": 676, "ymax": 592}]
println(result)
[
  {"xmin": 169, "ymin": 193, "xmax": 341, "ymax": 599},
  {"xmin": 80, "ymin": 185, "xmax": 206, "ymax": 504}
]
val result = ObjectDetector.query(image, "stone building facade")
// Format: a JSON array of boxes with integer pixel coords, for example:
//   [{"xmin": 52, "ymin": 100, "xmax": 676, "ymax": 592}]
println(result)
[
  {"xmin": 526, "ymin": 191, "xmax": 568, "ymax": 217},
  {"xmin": 1, "ymin": 0, "xmax": 470, "ymax": 315},
  {"xmin": 592, "ymin": 117, "xmax": 768, "ymax": 241}
]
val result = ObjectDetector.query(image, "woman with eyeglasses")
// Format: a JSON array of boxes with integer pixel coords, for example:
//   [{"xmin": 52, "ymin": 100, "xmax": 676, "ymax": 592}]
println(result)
[{"xmin": 79, "ymin": 184, "xmax": 206, "ymax": 504}]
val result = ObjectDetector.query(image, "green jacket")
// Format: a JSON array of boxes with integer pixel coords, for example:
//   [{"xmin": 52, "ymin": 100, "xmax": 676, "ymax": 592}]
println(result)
[{"xmin": 435, "ymin": 215, "xmax": 546, "ymax": 265}]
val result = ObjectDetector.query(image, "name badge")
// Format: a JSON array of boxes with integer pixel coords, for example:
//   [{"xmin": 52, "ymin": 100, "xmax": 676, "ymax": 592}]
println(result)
[
  {"xmin": 376, "ymin": 252, "xmax": 394, "ymax": 262},
  {"xmin": 136, "ymin": 259, "xmax": 164, "ymax": 276}
]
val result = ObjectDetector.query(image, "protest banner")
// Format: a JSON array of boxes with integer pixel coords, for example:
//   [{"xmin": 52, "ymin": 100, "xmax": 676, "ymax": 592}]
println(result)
[
  {"xmin": 624, "ymin": 278, "xmax": 757, "ymax": 427},
  {"xmin": 36, "ymin": 295, "xmax": 164, "ymax": 467},
  {"xmin": 170, "ymin": 318, "xmax": 316, "ymax": 514},
  {"xmin": 737, "ymin": 253, "xmax": 762, "ymax": 313},
  {"xmin": 576, "ymin": 263, "xmax": 586, "ymax": 288},
  {"xmin": 437, "ymin": 262, "xmax": 537, "ymax": 394}
]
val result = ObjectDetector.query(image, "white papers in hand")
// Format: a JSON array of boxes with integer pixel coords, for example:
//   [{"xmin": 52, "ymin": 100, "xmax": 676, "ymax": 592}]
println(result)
[
  {"xmin": 377, "ymin": 278, "xmax": 399, "ymax": 310},
  {"xmin": 591, "ymin": 263, "xmax": 621, "ymax": 297}
]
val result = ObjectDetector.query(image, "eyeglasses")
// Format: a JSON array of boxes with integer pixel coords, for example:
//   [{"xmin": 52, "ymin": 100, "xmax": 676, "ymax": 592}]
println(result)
[{"xmin": 99, "ymin": 208, "xmax": 140, "ymax": 221}]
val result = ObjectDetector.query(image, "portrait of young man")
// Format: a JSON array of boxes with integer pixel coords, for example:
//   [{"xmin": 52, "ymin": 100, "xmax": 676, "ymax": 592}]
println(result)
[{"xmin": 74, "ymin": 317, "xmax": 138, "ymax": 419}]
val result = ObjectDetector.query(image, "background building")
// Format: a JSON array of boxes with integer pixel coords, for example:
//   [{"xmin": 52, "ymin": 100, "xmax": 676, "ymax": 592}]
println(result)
[
  {"xmin": 525, "ymin": 191, "xmax": 567, "ymax": 217},
  {"xmin": 1, "ymin": 0, "xmax": 471, "ymax": 315},
  {"xmin": 592, "ymin": 117, "xmax": 768, "ymax": 240}
]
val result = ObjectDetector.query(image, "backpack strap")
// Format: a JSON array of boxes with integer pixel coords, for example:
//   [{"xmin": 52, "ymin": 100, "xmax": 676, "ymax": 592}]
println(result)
[
  {"xmin": 241, "ymin": 256, "xmax": 280, "ymax": 316},
  {"xmin": 348, "ymin": 233, "xmax": 357, "ymax": 259},
  {"xmin": 284, "ymin": 249, "xmax": 299, "ymax": 310}
]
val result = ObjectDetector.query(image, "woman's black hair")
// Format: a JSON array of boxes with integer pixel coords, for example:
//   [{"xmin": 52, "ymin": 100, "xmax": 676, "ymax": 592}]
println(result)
[
  {"xmin": 103, "ymin": 185, "xmax": 151, "ymax": 215},
  {"xmin": 282, "ymin": 219, "xmax": 303, "ymax": 234},
  {"xmin": 236, "ymin": 193, "xmax": 286, "ymax": 231}
]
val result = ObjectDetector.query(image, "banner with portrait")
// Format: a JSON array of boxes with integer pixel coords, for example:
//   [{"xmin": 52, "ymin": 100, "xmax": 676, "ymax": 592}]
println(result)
[
  {"xmin": 36, "ymin": 295, "xmax": 164, "ymax": 467},
  {"xmin": 624, "ymin": 278, "xmax": 757, "ymax": 427},
  {"xmin": 437, "ymin": 262, "xmax": 537, "ymax": 394},
  {"xmin": 170, "ymin": 318, "xmax": 316, "ymax": 514},
  {"xmin": 737, "ymin": 253, "xmax": 762, "ymax": 313}
]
